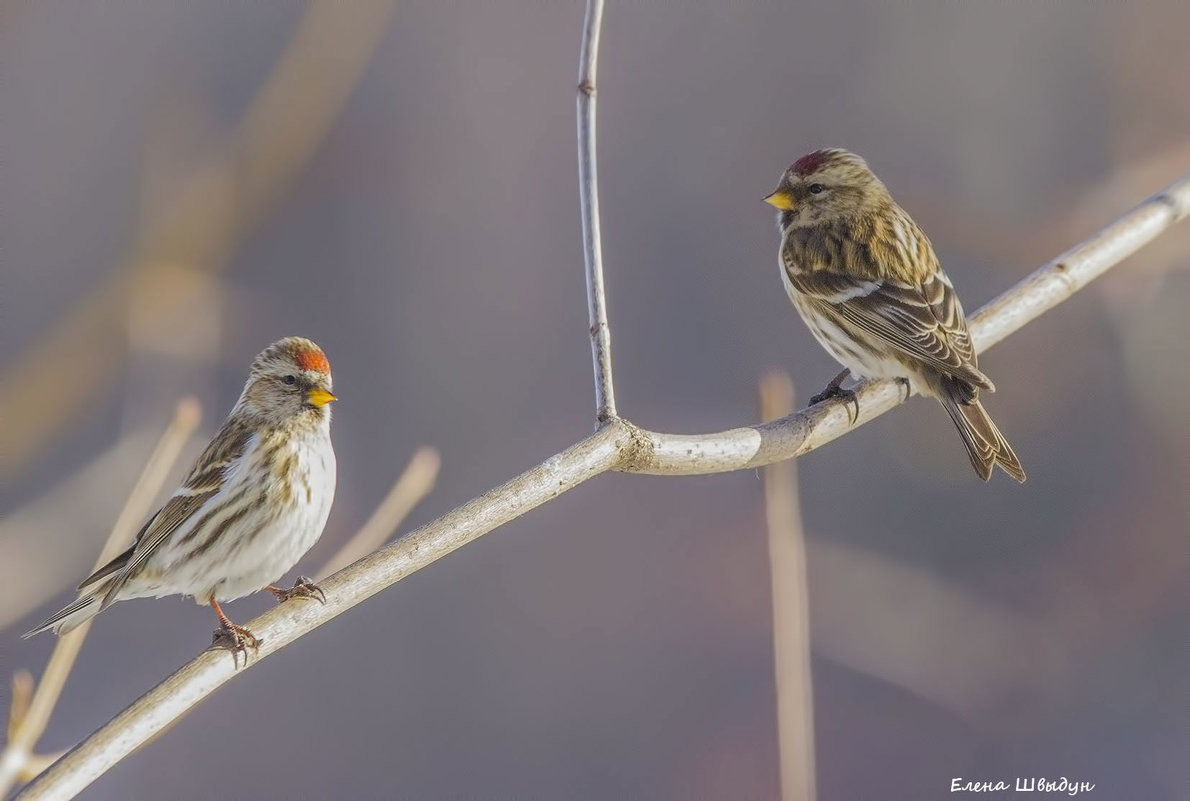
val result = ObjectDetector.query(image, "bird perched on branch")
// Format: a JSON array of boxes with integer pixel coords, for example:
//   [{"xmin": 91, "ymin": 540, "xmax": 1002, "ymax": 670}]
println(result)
[
  {"xmin": 25, "ymin": 337, "xmax": 339, "ymax": 660},
  {"xmin": 764, "ymin": 148, "xmax": 1025, "ymax": 482}
]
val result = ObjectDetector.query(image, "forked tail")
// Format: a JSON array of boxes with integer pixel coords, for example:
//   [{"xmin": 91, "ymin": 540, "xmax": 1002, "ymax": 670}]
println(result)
[{"xmin": 939, "ymin": 395, "xmax": 1026, "ymax": 483}]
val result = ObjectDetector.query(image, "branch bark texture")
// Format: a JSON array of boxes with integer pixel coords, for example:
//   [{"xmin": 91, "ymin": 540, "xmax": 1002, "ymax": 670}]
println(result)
[
  {"xmin": 16, "ymin": 2, "xmax": 1190, "ymax": 794},
  {"xmin": 22, "ymin": 172, "xmax": 1190, "ymax": 801}
]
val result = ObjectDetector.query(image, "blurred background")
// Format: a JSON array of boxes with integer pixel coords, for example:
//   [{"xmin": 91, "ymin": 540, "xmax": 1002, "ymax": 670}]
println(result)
[{"xmin": 2, "ymin": 1, "xmax": 1188, "ymax": 798}]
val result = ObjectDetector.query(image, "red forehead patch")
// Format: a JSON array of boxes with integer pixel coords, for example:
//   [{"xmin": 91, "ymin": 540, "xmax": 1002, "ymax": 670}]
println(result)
[
  {"xmin": 791, "ymin": 151, "xmax": 829, "ymax": 176},
  {"xmin": 294, "ymin": 346, "xmax": 330, "ymax": 374}
]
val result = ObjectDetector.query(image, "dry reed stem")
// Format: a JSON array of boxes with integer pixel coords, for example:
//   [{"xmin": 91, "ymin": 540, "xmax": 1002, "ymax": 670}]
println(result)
[
  {"xmin": 759, "ymin": 371, "xmax": 816, "ymax": 801},
  {"xmin": 0, "ymin": 0, "xmax": 397, "ymax": 480},
  {"xmin": 0, "ymin": 399, "xmax": 201, "ymax": 796},
  {"xmin": 316, "ymin": 446, "xmax": 441, "ymax": 581}
]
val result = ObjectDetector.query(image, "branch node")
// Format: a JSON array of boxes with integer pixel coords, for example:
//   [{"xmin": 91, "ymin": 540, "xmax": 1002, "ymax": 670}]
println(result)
[
  {"xmin": 609, "ymin": 419, "xmax": 655, "ymax": 472},
  {"xmin": 1155, "ymin": 190, "xmax": 1183, "ymax": 218},
  {"xmin": 578, "ymin": 79, "xmax": 596, "ymax": 97}
]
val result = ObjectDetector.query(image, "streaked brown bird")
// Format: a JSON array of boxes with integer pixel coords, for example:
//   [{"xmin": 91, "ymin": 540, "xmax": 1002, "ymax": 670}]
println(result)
[
  {"xmin": 25, "ymin": 337, "xmax": 339, "ymax": 659},
  {"xmin": 765, "ymin": 148, "xmax": 1025, "ymax": 482}
]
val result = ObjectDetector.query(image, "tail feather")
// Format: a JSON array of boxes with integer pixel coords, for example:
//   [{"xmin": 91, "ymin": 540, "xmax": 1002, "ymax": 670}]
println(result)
[
  {"xmin": 22, "ymin": 592, "xmax": 104, "ymax": 638},
  {"xmin": 939, "ymin": 395, "xmax": 1026, "ymax": 483},
  {"xmin": 25, "ymin": 545, "xmax": 135, "ymax": 638},
  {"xmin": 77, "ymin": 543, "xmax": 133, "ymax": 591}
]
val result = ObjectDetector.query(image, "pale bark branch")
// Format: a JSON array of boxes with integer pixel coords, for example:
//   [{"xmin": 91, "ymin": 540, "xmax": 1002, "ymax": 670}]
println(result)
[
  {"xmin": 16, "ymin": 1, "xmax": 1190, "ymax": 794},
  {"xmin": 20, "ymin": 173, "xmax": 1189, "ymax": 801},
  {"xmin": 18, "ymin": 428, "xmax": 625, "ymax": 800}
]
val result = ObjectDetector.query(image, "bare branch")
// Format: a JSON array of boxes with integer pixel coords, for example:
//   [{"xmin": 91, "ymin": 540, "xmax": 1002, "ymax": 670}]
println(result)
[
  {"xmin": 17, "ymin": 428, "xmax": 625, "ymax": 801},
  {"xmin": 759, "ymin": 373, "xmax": 816, "ymax": 801},
  {"xmin": 17, "ymin": 0, "xmax": 1190, "ymax": 786},
  {"xmin": 19, "ymin": 174, "xmax": 1189, "ymax": 800},
  {"xmin": 577, "ymin": 0, "xmax": 617, "ymax": 423}
]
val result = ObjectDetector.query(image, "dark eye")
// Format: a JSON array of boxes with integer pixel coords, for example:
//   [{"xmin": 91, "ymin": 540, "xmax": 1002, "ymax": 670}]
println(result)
[
  {"xmin": 809, "ymin": 183, "xmax": 825, "ymax": 195},
  {"xmin": 283, "ymin": 375, "xmax": 297, "ymax": 386}
]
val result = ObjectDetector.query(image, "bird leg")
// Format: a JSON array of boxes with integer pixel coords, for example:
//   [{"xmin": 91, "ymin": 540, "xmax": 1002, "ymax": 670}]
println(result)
[
  {"xmin": 810, "ymin": 368, "xmax": 859, "ymax": 423},
  {"xmin": 208, "ymin": 598, "xmax": 260, "ymax": 668},
  {"xmin": 267, "ymin": 575, "xmax": 326, "ymax": 605}
]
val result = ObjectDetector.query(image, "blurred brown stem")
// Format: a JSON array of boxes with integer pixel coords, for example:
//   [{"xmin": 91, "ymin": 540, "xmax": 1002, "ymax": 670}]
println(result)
[
  {"xmin": 315, "ymin": 446, "xmax": 441, "ymax": 581},
  {"xmin": 0, "ymin": 399, "xmax": 200, "ymax": 797},
  {"xmin": 0, "ymin": 0, "xmax": 397, "ymax": 481},
  {"xmin": 759, "ymin": 372, "xmax": 816, "ymax": 801}
]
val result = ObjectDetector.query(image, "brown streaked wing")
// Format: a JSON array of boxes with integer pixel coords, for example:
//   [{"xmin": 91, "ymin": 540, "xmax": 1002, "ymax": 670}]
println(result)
[
  {"xmin": 98, "ymin": 490, "xmax": 219, "ymax": 608},
  {"xmin": 97, "ymin": 421, "xmax": 254, "ymax": 608},
  {"xmin": 789, "ymin": 268, "xmax": 991, "ymax": 389},
  {"xmin": 178, "ymin": 418, "xmax": 254, "ymax": 494}
]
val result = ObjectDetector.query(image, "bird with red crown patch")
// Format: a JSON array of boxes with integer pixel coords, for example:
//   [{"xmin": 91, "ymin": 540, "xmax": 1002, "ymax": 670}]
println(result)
[
  {"xmin": 764, "ymin": 149, "xmax": 1025, "ymax": 482},
  {"xmin": 25, "ymin": 336, "xmax": 339, "ymax": 664}
]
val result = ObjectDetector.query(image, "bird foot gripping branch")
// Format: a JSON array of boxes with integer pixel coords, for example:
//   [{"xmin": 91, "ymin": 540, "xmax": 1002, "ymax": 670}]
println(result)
[
  {"xmin": 208, "ymin": 599, "xmax": 260, "ymax": 669},
  {"xmin": 267, "ymin": 575, "xmax": 327, "ymax": 605},
  {"xmin": 808, "ymin": 368, "xmax": 859, "ymax": 424}
]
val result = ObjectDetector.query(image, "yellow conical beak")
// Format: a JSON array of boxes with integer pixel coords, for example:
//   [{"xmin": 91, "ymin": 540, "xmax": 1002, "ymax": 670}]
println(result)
[
  {"xmin": 305, "ymin": 388, "xmax": 337, "ymax": 408},
  {"xmin": 763, "ymin": 189, "xmax": 795, "ymax": 211}
]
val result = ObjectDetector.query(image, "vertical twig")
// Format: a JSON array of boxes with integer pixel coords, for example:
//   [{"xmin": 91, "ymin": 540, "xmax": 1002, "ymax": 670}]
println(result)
[
  {"xmin": 577, "ymin": 0, "xmax": 617, "ymax": 423},
  {"xmin": 759, "ymin": 372, "xmax": 816, "ymax": 801},
  {"xmin": 0, "ymin": 399, "xmax": 201, "ymax": 796}
]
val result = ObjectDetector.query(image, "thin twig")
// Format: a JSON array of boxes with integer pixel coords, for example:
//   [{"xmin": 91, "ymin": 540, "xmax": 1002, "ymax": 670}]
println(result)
[
  {"xmin": 1, "ymin": 399, "xmax": 201, "ymax": 797},
  {"xmin": 315, "ymin": 446, "xmax": 441, "ymax": 581},
  {"xmin": 577, "ymin": 0, "xmax": 616, "ymax": 423},
  {"xmin": 17, "ymin": 172, "xmax": 1190, "ymax": 801},
  {"xmin": 759, "ymin": 372, "xmax": 816, "ymax": 801}
]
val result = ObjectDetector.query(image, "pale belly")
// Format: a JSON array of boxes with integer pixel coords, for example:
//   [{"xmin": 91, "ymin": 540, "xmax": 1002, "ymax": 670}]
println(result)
[
  {"xmin": 126, "ymin": 431, "xmax": 337, "ymax": 603},
  {"xmin": 211, "ymin": 435, "xmax": 336, "ymax": 601}
]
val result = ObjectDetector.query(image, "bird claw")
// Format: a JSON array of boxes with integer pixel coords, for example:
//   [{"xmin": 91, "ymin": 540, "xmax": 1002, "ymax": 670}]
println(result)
[
  {"xmin": 268, "ymin": 575, "xmax": 326, "ymax": 605},
  {"xmin": 211, "ymin": 624, "xmax": 261, "ymax": 668},
  {"xmin": 810, "ymin": 383, "xmax": 859, "ymax": 424}
]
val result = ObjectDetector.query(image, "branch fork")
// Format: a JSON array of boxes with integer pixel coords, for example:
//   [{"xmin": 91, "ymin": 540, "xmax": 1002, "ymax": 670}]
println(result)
[{"xmin": 14, "ymin": 0, "xmax": 1190, "ymax": 796}]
